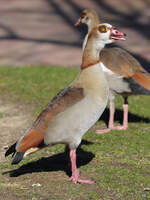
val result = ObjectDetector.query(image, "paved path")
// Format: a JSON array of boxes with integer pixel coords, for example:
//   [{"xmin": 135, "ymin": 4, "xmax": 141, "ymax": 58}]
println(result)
[{"xmin": 0, "ymin": 0, "xmax": 149, "ymax": 67}]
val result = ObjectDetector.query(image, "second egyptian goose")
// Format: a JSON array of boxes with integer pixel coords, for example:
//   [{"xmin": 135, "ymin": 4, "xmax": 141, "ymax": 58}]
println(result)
[
  {"xmin": 5, "ymin": 23, "xmax": 125, "ymax": 183},
  {"xmin": 75, "ymin": 9, "xmax": 150, "ymax": 133}
]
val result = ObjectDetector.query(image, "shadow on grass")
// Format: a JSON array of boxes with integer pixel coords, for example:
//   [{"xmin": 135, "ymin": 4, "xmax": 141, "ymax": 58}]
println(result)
[
  {"xmin": 101, "ymin": 108, "xmax": 150, "ymax": 126},
  {"xmin": 3, "ymin": 140, "xmax": 94, "ymax": 178}
]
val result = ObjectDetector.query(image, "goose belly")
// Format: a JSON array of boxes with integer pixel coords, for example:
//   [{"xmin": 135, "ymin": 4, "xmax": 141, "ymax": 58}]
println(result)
[
  {"xmin": 44, "ymin": 96, "xmax": 107, "ymax": 148},
  {"xmin": 100, "ymin": 62, "xmax": 131, "ymax": 94}
]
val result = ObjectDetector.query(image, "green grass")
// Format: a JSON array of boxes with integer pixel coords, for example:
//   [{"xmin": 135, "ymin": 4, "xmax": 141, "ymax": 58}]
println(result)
[
  {"xmin": 0, "ymin": 66, "xmax": 150, "ymax": 200},
  {"xmin": 0, "ymin": 66, "xmax": 78, "ymax": 114}
]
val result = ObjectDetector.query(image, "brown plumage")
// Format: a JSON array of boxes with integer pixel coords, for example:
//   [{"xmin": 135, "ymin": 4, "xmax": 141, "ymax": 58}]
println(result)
[
  {"xmin": 6, "ymin": 23, "xmax": 124, "ymax": 183},
  {"xmin": 33, "ymin": 87, "xmax": 84, "ymax": 131},
  {"xmin": 18, "ymin": 129, "xmax": 45, "ymax": 152},
  {"xmin": 132, "ymin": 72, "xmax": 150, "ymax": 91},
  {"xmin": 101, "ymin": 47, "xmax": 150, "ymax": 89},
  {"xmin": 76, "ymin": 9, "xmax": 150, "ymax": 133},
  {"xmin": 6, "ymin": 87, "xmax": 84, "ymax": 157}
]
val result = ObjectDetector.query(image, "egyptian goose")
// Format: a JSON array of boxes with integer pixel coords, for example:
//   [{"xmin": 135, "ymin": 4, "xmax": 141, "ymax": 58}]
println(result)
[
  {"xmin": 75, "ymin": 9, "xmax": 150, "ymax": 134},
  {"xmin": 5, "ymin": 23, "xmax": 125, "ymax": 183}
]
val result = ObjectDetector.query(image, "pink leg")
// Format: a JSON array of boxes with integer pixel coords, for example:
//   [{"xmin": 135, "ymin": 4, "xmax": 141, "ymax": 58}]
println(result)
[
  {"xmin": 112, "ymin": 104, "xmax": 128, "ymax": 130},
  {"xmin": 108, "ymin": 101, "xmax": 115, "ymax": 129},
  {"xmin": 123, "ymin": 104, "xmax": 128, "ymax": 129},
  {"xmin": 96, "ymin": 101, "xmax": 115, "ymax": 134},
  {"xmin": 96, "ymin": 102, "xmax": 128, "ymax": 134},
  {"xmin": 69, "ymin": 149, "xmax": 94, "ymax": 184}
]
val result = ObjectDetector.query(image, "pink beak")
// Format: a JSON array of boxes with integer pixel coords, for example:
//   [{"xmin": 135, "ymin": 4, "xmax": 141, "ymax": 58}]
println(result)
[
  {"xmin": 111, "ymin": 28, "xmax": 126, "ymax": 41},
  {"xmin": 74, "ymin": 18, "xmax": 82, "ymax": 26}
]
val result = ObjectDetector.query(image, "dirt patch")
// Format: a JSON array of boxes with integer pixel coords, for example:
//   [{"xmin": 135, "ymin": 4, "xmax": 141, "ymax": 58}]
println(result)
[{"xmin": 0, "ymin": 97, "xmax": 34, "ymax": 162}]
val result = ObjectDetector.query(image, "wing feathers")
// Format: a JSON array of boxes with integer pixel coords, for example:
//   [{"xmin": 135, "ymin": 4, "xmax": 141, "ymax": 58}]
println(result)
[
  {"xmin": 33, "ymin": 87, "xmax": 84, "ymax": 131},
  {"xmin": 132, "ymin": 72, "xmax": 150, "ymax": 90},
  {"xmin": 5, "ymin": 142, "xmax": 17, "ymax": 157},
  {"xmin": 5, "ymin": 86, "xmax": 84, "ymax": 162},
  {"xmin": 100, "ymin": 47, "xmax": 147, "ymax": 77},
  {"xmin": 11, "ymin": 152, "xmax": 24, "ymax": 165},
  {"xmin": 17, "ymin": 129, "xmax": 45, "ymax": 152}
]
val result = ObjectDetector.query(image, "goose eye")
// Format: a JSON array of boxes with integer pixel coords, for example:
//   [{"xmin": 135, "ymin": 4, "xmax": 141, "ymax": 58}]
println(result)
[{"xmin": 99, "ymin": 25, "xmax": 107, "ymax": 33}]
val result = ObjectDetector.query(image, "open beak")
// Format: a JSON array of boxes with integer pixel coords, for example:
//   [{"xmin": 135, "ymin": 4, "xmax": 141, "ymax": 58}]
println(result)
[
  {"xmin": 74, "ymin": 18, "xmax": 82, "ymax": 26},
  {"xmin": 110, "ymin": 28, "xmax": 126, "ymax": 41}
]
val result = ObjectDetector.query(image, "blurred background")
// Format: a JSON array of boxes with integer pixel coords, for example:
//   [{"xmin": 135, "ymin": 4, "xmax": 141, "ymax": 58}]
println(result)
[{"xmin": 0, "ymin": 0, "xmax": 149, "ymax": 68}]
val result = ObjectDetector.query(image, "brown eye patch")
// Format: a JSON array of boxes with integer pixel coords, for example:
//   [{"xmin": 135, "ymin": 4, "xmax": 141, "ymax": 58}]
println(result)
[
  {"xmin": 80, "ymin": 12, "xmax": 86, "ymax": 19},
  {"xmin": 98, "ymin": 25, "xmax": 107, "ymax": 33}
]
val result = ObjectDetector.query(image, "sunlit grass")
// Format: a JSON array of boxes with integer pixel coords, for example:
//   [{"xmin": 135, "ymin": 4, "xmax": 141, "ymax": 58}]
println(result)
[
  {"xmin": 0, "ymin": 66, "xmax": 150, "ymax": 200},
  {"xmin": 0, "ymin": 66, "xmax": 78, "ymax": 114}
]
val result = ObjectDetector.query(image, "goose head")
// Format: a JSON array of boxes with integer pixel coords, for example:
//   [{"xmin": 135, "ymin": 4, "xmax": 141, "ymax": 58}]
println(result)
[
  {"xmin": 75, "ymin": 9, "xmax": 99, "ymax": 28},
  {"xmin": 89, "ymin": 23, "xmax": 126, "ymax": 48}
]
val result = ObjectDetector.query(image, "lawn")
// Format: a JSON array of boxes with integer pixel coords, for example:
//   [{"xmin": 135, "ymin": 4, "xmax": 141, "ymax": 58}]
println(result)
[{"xmin": 0, "ymin": 66, "xmax": 150, "ymax": 200}]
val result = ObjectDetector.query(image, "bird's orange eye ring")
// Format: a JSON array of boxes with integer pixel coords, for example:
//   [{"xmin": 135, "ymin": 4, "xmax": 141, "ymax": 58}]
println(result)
[{"xmin": 99, "ymin": 25, "xmax": 107, "ymax": 33}]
